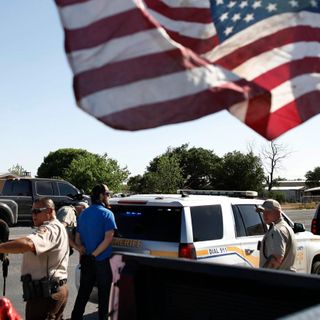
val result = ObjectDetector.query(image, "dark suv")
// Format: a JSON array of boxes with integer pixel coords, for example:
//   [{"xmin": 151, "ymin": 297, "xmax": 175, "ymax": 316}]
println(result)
[{"xmin": 0, "ymin": 178, "xmax": 89, "ymax": 224}]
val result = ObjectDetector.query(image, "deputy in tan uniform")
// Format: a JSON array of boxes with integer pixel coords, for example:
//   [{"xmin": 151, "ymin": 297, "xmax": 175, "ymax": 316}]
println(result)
[
  {"xmin": 0, "ymin": 197, "xmax": 69, "ymax": 320},
  {"xmin": 57, "ymin": 201, "xmax": 88, "ymax": 254},
  {"xmin": 256, "ymin": 199, "xmax": 297, "ymax": 271}
]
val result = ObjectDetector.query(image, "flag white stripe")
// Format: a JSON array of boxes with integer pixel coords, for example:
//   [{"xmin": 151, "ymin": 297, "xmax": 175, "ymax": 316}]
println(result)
[
  {"xmin": 59, "ymin": 0, "xmax": 213, "ymax": 31},
  {"xmin": 59, "ymin": 0, "xmax": 136, "ymax": 30},
  {"xmin": 228, "ymin": 101, "xmax": 248, "ymax": 122},
  {"xmin": 160, "ymin": 0, "xmax": 210, "ymax": 9},
  {"xmin": 79, "ymin": 65, "xmax": 241, "ymax": 117},
  {"xmin": 234, "ymin": 42, "xmax": 320, "ymax": 80},
  {"xmin": 208, "ymin": 11, "xmax": 320, "ymax": 61},
  {"xmin": 271, "ymin": 73, "xmax": 320, "ymax": 113},
  {"xmin": 68, "ymin": 29, "xmax": 176, "ymax": 75},
  {"xmin": 148, "ymin": 8, "xmax": 216, "ymax": 39}
]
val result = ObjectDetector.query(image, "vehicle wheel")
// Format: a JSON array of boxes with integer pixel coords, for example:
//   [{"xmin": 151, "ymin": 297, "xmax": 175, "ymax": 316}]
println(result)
[
  {"xmin": 312, "ymin": 261, "xmax": 320, "ymax": 274},
  {"xmin": 0, "ymin": 210, "xmax": 12, "ymax": 227},
  {"xmin": 0, "ymin": 219, "xmax": 9, "ymax": 242}
]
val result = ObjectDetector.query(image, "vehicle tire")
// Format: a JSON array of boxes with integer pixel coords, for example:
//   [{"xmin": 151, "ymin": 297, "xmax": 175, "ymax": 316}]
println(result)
[
  {"xmin": 0, "ymin": 211, "xmax": 11, "ymax": 227},
  {"xmin": 311, "ymin": 261, "xmax": 320, "ymax": 274},
  {"xmin": 0, "ymin": 219, "xmax": 9, "ymax": 242}
]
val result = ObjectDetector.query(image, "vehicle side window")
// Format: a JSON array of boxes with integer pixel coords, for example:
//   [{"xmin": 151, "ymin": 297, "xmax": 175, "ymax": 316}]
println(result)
[
  {"xmin": 3, "ymin": 180, "xmax": 31, "ymax": 196},
  {"xmin": 36, "ymin": 181, "xmax": 54, "ymax": 196},
  {"xmin": 232, "ymin": 206, "xmax": 246, "ymax": 237},
  {"xmin": 58, "ymin": 182, "xmax": 78, "ymax": 197},
  {"xmin": 190, "ymin": 205, "xmax": 223, "ymax": 241},
  {"xmin": 235, "ymin": 205, "xmax": 266, "ymax": 236}
]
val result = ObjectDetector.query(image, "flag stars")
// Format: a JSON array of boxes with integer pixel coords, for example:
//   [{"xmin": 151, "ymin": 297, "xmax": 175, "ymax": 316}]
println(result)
[
  {"xmin": 224, "ymin": 26, "xmax": 234, "ymax": 36},
  {"xmin": 266, "ymin": 3, "xmax": 277, "ymax": 12},
  {"xmin": 227, "ymin": 1, "xmax": 236, "ymax": 8},
  {"xmin": 220, "ymin": 12, "xmax": 229, "ymax": 21},
  {"xmin": 239, "ymin": 1, "xmax": 248, "ymax": 8},
  {"xmin": 232, "ymin": 13, "xmax": 241, "ymax": 22},
  {"xmin": 289, "ymin": 0, "xmax": 299, "ymax": 7},
  {"xmin": 216, "ymin": 0, "xmax": 224, "ymax": 4},
  {"xmin": 244, "ymin": 13, "xmax": 254, "ymax": 22},
  {"xmin": 310, "ymin": 0, "xmax": 317, "ymax": 7},
  {"xmin": 252, "ymin": 0, "xmax": 262, "ymax": 9}
]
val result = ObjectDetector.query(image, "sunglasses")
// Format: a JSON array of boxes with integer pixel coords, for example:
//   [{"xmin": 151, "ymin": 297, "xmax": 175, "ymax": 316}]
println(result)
[
  {"xmin": 31, "ymin": 207, "xmax": 48, "ymax": 214},
  {"xmin": 104, "ymin": 191, "xmax": 111, "ymax": 196}
]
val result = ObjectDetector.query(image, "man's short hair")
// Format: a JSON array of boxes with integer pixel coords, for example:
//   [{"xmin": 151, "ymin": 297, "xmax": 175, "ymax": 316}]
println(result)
[
  {"xmin": 34, "ymin": 197, "xmax": 55, "ymax": 210},
  {"xmin": 256, "ymin": 199, "xmax": 281, "ymax": 212}
]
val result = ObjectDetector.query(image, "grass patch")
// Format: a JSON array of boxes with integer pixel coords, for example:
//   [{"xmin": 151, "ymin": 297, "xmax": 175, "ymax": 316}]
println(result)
[{"xmin": 282, "ymin": 202, "xmax": 317, "ymax": 210}]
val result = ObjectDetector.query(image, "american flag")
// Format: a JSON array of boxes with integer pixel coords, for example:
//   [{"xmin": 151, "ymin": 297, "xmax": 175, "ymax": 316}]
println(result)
[
  {"xmin": 209, "ymin": 0, "xmax": 320, "ymax": 139},
  {"xmin": 55, "ymin": 0, "xmax": 319, "ymax": 140},
  {"xmin": 55, "ymin": 0, "xmax": 270, "ymax": 136}
]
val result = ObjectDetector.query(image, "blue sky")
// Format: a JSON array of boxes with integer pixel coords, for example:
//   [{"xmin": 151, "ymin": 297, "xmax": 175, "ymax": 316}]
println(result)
[{"xmin": 1, "ymin": 1, "xmax": 319, "ymax": 180}]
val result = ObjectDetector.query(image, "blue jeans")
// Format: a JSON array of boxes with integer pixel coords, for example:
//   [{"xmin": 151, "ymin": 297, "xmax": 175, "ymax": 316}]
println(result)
[{"xmin": 71, "ymin": 256, "xmax": 112, "ymax": 320}]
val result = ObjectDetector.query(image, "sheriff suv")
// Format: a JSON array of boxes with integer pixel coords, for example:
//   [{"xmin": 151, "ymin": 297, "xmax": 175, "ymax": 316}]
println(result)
[{"xmin": 110, "ymin": 191, "xmax": 320, "ymax": 274}]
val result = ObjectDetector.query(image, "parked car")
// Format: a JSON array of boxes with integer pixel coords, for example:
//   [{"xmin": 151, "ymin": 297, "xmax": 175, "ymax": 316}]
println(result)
[{"xmin": 0, "ymin": 178, "xmax": 90, "ymax": 225}]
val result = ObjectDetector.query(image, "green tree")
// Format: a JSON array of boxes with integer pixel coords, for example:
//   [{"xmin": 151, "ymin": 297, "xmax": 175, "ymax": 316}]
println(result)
[
  {"xmin": 8, "ymin": 163, "xmax": 26, "ymax": 176},
  {"xmin": 128, "ymin": 145, "xmax": 264, "ymax": 194},
  {"xmin": 180, "ymin": 147, "xmax": 220, "ymax": 189},
  {"xmin": 37, "ymin": 148, "xmax": 129, "ymax": 193},
  {"xmin": 127, "ymin": 175, "xmax": 145, "ymax": 194},
  {"xmin": 37, "ymin": 148, "xmax": 90, "ymax": 178},
  {"xmin": 148, "ymin": 144, "xmax": 220, "ymax": 189},
  {"xmin": 305, "ymin": 167, "xmax": 320, "ymax": 188},
  {"xmin": 214, "ymin": 151, "xmax": 265, "ymax": 192},
  {"xmin": 142, "ymin": 155, "xmax": 183, "ymax": 193}
]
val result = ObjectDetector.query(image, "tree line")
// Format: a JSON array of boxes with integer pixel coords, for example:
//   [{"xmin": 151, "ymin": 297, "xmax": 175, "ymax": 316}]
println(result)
[{"xmin": 7, "ymin": 144, "xmax": 320, "ymax": 195}]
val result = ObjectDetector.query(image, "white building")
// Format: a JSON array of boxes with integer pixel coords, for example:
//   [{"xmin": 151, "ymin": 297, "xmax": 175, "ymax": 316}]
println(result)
[{"xmin": 268, "ymin": 180, "xmax": 306, "ymax": 202}]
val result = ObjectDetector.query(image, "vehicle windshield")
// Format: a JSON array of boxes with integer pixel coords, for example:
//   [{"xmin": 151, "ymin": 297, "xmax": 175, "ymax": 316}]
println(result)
[{"xmin": 111, "ymin": 205, "xmax": 182, "ymax": 242}]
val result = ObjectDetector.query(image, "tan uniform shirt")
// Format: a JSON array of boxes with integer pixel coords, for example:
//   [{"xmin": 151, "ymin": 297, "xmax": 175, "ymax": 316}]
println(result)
[
  {"xmin": 56, "ymin": 206, "xmax": 77, "ymax": 228},
  {"xmin": 21, "ymin": 218, "xmax": 69, "ymax": 280},
  {"xmin": 260, "ymin": 217, "xmax": 297, "ymax": 271}
]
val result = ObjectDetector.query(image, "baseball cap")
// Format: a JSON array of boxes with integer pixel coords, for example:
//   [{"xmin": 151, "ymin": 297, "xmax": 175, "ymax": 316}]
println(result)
[
  {"xmin": 256, "ymin": 199, "xmax": 281, "ymax": 212},
  {"xmin": 75, "ymin": 201, "xmax": 89, "ymax": 209}
]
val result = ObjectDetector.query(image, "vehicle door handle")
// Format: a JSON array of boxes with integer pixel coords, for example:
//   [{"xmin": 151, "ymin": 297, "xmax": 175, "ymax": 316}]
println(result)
[{"xmin": 245, "ymin": 249, "xmax": 254, "ymax": 255}]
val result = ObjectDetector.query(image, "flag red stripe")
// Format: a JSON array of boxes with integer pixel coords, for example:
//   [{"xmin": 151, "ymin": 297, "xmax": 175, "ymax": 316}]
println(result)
[
  {"xmin": 98, "ymin": 88, "xmax": 249, "ymax": 131},
  {"xmin": 74, "ymin": 48, "xmax": 243, "ymax": 101},
  {"xmin": 166, "ymin": 30, "xmax": 218, "ymax": 55},
  {"xmin": 55, "ymin": 0, "xmax": 89, "ymax": 7},
  {"xmin": 65, "ymin": 8, "xmax": 155, "ymax": 53},
  {"xmin": 64, "ymin": 7, "xmax": 216, "ymax": 55},
  {"xmin": 253, "ymin": 57, "xmax": 320, "ymax": 90},
  {"xmin": 144, "ymin": 0, "xmax": 212, "ymax": 23},
  {"xmin": 215, "ymin": 26, "xmax": 320, "ymax": 69},
  {"xmin": 74, "ymin": 49, "xmax": 195, "ymax": 100},
  {"xmin": 247, "ymin": 90, "xmax": 320, "ymax": 140}
]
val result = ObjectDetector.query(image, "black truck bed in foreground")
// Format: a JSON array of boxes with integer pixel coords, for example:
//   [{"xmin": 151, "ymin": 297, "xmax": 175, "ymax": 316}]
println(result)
[{"xmin": 111, "ymin": 253, "xmax": 320, "ymax": 320}]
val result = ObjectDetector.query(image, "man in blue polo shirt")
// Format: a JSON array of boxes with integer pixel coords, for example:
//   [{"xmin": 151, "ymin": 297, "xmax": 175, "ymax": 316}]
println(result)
[{"xmin": 71, "ymin": 184, "xmax": 117, "ymax": 320}]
